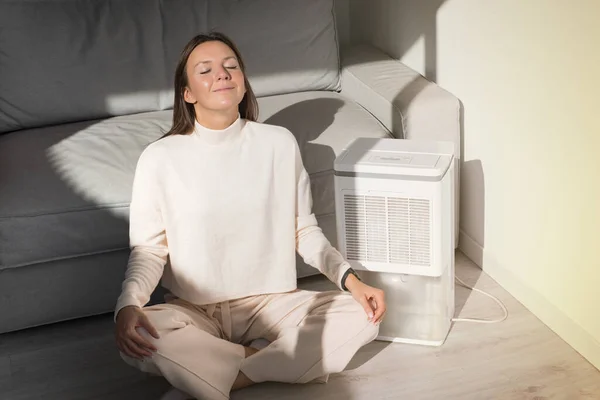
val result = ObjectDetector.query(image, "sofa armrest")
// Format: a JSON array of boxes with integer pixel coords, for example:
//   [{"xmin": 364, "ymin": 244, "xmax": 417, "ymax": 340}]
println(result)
[
  {"xmin": 340, "ymin": 45, "xmax": 462, "ymax": 247},
  {"xmin": 340, "ymin": 45, "xmax": 461, "ymax": 158}
]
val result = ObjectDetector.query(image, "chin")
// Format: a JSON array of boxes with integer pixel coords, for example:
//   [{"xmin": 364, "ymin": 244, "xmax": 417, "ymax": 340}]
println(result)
[{"xmin": 212, "ymin": 100, "xmax": 242, "ymax": 111}]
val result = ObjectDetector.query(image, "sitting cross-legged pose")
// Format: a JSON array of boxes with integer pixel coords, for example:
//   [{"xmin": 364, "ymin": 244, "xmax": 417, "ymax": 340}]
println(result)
[{"xmin": 114, "ymin": 32, "xmax": 386, "ymax": 400}]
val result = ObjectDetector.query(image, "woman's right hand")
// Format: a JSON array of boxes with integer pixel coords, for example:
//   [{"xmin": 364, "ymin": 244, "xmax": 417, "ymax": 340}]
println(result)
[{"xmin": 115, "ymin": 305, "xmax": 160, "ymax": 360}]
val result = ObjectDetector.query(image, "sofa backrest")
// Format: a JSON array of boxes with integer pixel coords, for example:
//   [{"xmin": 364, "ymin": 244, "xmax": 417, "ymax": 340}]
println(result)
[{"xmin": 0, "ymin": 0, "xmax": 341, "ymax": 134}]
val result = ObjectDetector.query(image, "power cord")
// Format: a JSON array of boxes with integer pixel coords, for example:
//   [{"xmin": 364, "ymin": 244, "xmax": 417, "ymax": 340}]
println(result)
[{"xmin": 451, "ymin": 275, "xmax": 508, "ymax": 324}]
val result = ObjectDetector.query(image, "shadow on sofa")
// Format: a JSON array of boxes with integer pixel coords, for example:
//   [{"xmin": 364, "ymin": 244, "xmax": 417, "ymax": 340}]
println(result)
[{"xmin": 264, "ymin": 98, "xmax": 341, "ymax": 165}]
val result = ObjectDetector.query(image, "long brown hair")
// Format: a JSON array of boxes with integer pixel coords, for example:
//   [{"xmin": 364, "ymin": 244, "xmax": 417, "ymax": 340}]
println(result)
[{"xmin": 162, "ymin": 32, "xmax": 258, "ymax": 138}]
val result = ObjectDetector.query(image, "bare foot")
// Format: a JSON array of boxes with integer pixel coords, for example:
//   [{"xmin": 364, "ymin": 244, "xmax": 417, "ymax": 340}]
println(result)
[
  {"xmin": 231, "ymin": 370, "xmax": 254, "ymax": 391},
  {"xmin": 244, "ymin": 345, "xmax": 260, "ymax": 358},
  {"xmin": 232, "ymin": 346, "xmax": 260, "ymax": 391}
]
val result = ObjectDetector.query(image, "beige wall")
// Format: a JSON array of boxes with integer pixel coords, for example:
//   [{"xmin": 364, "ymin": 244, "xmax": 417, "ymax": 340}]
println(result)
[{"xmin": 348, "ymin": 0, "xmax": 600, "ymax": 369}]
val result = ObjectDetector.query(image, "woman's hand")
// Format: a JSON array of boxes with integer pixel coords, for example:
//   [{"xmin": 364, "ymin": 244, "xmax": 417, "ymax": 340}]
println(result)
[
  {"xmin": 115, "ymin": 305, "xmax": 160, "ymax": 360},
  {"xmin": 345, "ymin": 274, "xmax": 386, "ymax": 324}
]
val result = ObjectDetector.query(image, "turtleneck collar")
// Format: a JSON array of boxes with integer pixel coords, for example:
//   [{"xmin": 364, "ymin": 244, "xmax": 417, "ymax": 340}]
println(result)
[{"xmin": 193, "ymin": 114, "xmax": 244, "ymax": 145}]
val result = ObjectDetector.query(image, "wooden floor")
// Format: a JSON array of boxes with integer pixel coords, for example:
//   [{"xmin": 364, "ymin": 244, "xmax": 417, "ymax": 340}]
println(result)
[{"xmin": 1, "ymin": 251, "xmax": 599, "ymax": 400}]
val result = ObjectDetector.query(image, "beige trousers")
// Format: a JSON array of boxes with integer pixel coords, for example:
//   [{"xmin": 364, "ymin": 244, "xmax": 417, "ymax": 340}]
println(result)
[{"xmin": 120, "ymin": 288, "xmax": 379, "ymax": 400}]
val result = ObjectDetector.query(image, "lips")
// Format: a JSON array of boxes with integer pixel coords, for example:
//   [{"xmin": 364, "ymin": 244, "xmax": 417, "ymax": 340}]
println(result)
[{"xmin": 213, "ymin": 87, "xmax": 234, "ymax": 92}]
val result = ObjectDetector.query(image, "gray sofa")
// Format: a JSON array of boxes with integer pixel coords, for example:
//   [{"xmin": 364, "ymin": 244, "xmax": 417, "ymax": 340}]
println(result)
[{"xmin": 0, "ymin": 0, "xmax": 460, "ymax": 334}]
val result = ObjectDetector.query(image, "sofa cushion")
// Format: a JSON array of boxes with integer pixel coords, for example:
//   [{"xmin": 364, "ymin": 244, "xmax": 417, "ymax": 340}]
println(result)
[
  {"xmin": 0, "ymin": 0, "xmax": 340, "ymax": 134},
  {"xmin": 0, "ymin": 92, "xmax": 390, "ymax": 270},
  {"xmin": 0, "ymin": 111, "xmax": 172, "ymax": 270},
  {"xmin": 159, "ymin": 0, "xmax": 341, "ymax": 108},
  {"xmin": 205, "ymin": 0, "xmax": 341, "ymax": 98},
  {"xmin": 0, "ymin": 0, "xmax": 171, "ymax": 134}
]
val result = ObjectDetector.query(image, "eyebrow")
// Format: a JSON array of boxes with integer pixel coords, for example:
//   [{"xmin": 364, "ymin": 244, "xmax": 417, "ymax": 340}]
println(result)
[{"xmin": 194, "ymin": 56, "xmax": 238, "ymax": 68}]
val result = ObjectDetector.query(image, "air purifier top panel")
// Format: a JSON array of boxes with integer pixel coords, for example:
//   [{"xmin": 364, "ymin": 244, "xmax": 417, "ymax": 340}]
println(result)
[{"xmin": 334, "ymin": 138, "xmax": 454, "ymax": 179}]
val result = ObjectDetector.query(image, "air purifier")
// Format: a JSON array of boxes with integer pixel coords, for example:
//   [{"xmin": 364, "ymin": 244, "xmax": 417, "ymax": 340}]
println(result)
[{"xmin": 334, "ymin": 138, "xmax": 456, "ymax": 346}]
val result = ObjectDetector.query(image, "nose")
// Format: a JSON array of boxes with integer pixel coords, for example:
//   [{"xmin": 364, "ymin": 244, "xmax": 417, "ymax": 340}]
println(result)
[{"xmin": 215, "ymin": 66, "xmax": 231, "ymax": 80}]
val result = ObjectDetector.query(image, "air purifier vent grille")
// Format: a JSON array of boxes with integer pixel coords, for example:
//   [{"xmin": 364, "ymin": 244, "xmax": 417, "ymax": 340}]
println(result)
[{"xmin": 343, "ymin": 194, "xmax": 431, "ymax": 267}]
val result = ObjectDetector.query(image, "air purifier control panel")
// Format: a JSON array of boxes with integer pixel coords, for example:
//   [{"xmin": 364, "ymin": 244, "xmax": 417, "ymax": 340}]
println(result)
[
  {"xmin": 334, "ymin": 138, "xmax": 454, "ymax": 179},
  {"xmin": 367, "ymin": 153, "xmax": 440, "ymax": 167},
  {"xmin": 368, "ymin": 154, "xmax": 412, "ymax": 164}
]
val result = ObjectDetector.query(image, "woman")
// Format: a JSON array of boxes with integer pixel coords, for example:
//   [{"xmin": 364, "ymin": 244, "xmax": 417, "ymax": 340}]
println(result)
[{"xmin": 114, "ymin": 32, "xmax": 386, "ymax": 400}]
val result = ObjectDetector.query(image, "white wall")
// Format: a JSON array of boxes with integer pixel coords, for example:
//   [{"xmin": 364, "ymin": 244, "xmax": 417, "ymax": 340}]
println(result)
[{"xmin": 349, "ymin": 0, "xmax": 600, "ymax": 370}]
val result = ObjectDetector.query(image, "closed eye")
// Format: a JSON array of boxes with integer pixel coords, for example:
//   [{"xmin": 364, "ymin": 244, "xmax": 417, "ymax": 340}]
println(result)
[{"xmin": 199, "ymin": 66, "xmax": 238, "ymax": 74}]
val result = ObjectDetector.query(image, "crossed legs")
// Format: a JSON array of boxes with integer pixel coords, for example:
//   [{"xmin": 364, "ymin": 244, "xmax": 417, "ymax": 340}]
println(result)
[{"xmin": 119, "ymin": 290, "xmax": 379, "ymax": 399}]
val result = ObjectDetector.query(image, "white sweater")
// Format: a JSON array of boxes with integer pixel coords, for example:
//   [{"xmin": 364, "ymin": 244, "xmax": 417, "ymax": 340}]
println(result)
[{"xmin": 115, "ymin": 116, "xmax": 351, "ymax": 318}]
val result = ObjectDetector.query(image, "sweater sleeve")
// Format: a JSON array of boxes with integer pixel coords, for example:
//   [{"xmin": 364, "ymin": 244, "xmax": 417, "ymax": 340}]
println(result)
[
  {"xmin": 114, "ymin": 147, "xmax": 169, "ymax": 321},
  {"xmin": 293, "ymin": 139, "xmax": 351, "ymax": 290}
]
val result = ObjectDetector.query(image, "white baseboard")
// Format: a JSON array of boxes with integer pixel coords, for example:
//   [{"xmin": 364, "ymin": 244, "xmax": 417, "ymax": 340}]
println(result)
[
  {"xmin": 458, "ymin": 229, "xmax": 483, "ymax": 267},
  {"xmin": 458, "ymin": 229, "xmax": 600, "ymax": 371}
]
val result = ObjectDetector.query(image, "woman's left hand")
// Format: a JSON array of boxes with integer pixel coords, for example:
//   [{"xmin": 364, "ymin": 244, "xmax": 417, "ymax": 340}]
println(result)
[{"xmin": 345, "ymin": 274, "xmax": 386, "ymax": 324}]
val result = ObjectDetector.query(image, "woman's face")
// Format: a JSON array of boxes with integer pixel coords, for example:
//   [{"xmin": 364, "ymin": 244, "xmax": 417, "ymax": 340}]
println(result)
[{"xmin": 183, "ymin": 40, "xmax": 246, "ymax": 114}]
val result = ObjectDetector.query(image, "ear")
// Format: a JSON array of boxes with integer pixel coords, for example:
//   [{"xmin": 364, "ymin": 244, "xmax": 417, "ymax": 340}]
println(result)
[{"xmin": 183, "ymin": 87, "xmax": 197, "ymax": 104}]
